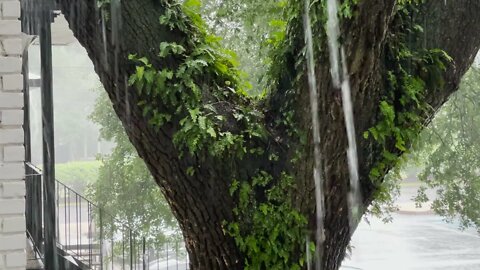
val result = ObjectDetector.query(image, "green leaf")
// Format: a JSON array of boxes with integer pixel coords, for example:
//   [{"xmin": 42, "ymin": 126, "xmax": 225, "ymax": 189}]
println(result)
[
  {"xmin": 198, "ymin": 116, "xmax": 206, "ymax": 130},
  {"xmin": 380, "ymin": 101, "xmax": 395, "ymax": 124},
  {"xmin": 136, "ymin": 66, "xmax": 145, "ymax": 81},
  {"xmin": 159, "ymin": 42, "xmax": 170, "ymax": 57},
  {"xmin": 382, "ymin": 150, "xmax": 397, "ymax": 162},
  {"xmin": 206, "ymin": 127, "xmax": 216, "ymax": 138},
  {"xmin": 370, "ymin": 167, "xmax": 381, "ymax": 179},
  {"xmin": 186, "ymin": 167, "xmax": 195, "ymax": 176},
  {"xmin": 128, "ymin": 74, "xmax": 136, "ymax": 86},
  {"xmin": 138, "ymin": 57, "xmax": 149, "ymax": 65},
  {"xmin": 188, "ymin": 108, "xmax": 200, "ymax": 121},
  {"xmin": 183, "ymin": 0, "xmax": 201, "ymax": 11},
  {"xmin": 165, "ymin": 70, "xmax": 174, "ymax": 80},
  {"xmin": 229, "ymin": 179, "xmax": 239, "ymax": 195},
  {"xmin": 259, "ymin": 204, "xmax": 269, "ymax": 215},
  {"xmin": 144, "ymin": 70, "xmax": 155, "ymax": 84}
]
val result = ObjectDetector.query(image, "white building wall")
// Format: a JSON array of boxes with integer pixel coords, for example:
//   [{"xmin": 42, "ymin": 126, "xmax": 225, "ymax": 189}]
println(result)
[{"xmin": 0, "ymin": 0, "xmax": 26, "ymax": 269}]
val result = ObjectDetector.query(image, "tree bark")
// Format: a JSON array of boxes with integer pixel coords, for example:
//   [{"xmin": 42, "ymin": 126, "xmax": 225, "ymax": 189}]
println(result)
[{"xmin": 55, "ymin": 0, "xmax": 480, "ymax": 269}]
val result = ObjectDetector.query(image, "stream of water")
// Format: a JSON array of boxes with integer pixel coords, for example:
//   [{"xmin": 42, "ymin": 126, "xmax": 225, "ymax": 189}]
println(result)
[
  {"xmin": 303, "ymin": 1, "xmax": 326, "ymax": 268},
  {"xmin": 303, "ymin": 0, "xmax": 363, "ymax": 268},
  {"xmin": 325, "ymin": 0, "xmax": 362, "ymax": 232}
]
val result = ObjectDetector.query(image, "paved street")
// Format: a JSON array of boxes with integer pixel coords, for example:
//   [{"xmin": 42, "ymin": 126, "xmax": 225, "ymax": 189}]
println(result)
[
  {"xmin": 341, "ymin": 183, "xmax": 480, "ymax": 270},
  {"xmin": 342, "ymin": 213, "xmax": 480, "ymax": 270}
]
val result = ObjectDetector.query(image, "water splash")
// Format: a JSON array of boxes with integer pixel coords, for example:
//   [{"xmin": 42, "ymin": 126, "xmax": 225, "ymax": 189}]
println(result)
[
  {"xmin": 125, "ymin": 75, "xmax": 131, "ymax": 123},
  {"xmin": 110, "ymin": 0, "xmax": 121, "ymax": 47},
  {"xmin": 101, "ymin": 9, "xmax": 108, "ymax": 69},
  {"xmin": 325, "ymin": 0, "xmax": 362, "ymax": 232},
  {"xmin": 303, "ymin": 0, "xmax": 326, "ymax": 269},
  {"xmin": 326, "ymin": 0, "xmax": 341, "ymax": 88},
  {"xmin": 110, "ymin": 0, "xmax": 122, "ymax": 104}
]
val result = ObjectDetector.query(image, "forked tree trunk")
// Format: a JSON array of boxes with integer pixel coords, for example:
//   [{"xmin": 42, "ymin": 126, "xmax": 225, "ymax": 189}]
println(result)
[{"xmin": 56, "ymin": 0, "xmax": 480, "ymax": 269}]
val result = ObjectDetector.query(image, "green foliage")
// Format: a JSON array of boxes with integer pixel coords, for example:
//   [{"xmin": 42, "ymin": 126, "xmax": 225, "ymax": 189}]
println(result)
[
  {"xmin": 226, "ymin": 172, "xmax": 311, "ymax": 269},
  {"xmin": 365, "ymin": 1, "xmax": 452, "ymax": 183},
  {"xmin": 128, "ymin": 1, "xmax": 274, "ymax": 159},
  {"xmin": 201, "ymin": 0, "xmax": 286, "ymax": 94},
  {"xmin": 340, "ymin": 0, "xmax": 359, "ymax": 19},
  {"xmin": 128, "ymin": 51, "xmax": 245, "ymax": 157},
  {"xmin": 412, "ymin": 66, "xmax": 480, "ymax": 231},
  {"xmin": 364, "ymin": 1, "xmax": 452, "ymax": 218},
  {"xmin": 89, "ymin": 91, "xmax": 179, "ymax": 246},
  {"xmin": 135, "ymin": 0, "xmax": 315, "ymax": 162},
  {"xmin": 368, "ymin": 167, "xmax": 401, "ymax": 223},
  {"xmin": 55, "ymin": 161, "xmax": 101, "ymax": 194}
]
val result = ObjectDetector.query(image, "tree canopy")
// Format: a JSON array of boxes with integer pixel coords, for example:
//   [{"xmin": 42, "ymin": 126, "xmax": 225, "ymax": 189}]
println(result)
[
  {"xmin": 89, "ymin": 90, "xmax": 179, "ymax": 246},
  {"xmin": 414, "ymin": 65, "xmax": 480, "ymax": 231}
]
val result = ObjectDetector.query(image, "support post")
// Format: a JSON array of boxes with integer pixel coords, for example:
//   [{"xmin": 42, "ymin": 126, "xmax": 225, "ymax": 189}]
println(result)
[
  {"xmin": 99, "ymin": 208, "xmax": 104, "ymax": 270},
  {"xmin": 142, "ymin": 237, "xmax": 146, "ymax": 270},
  {"xmin": 39, "ymin": 0, "xmax": 57, "ymax": 268},
  {"xmin": 23, "ymin": 50, "xmax": 31, "ymax": 163}
]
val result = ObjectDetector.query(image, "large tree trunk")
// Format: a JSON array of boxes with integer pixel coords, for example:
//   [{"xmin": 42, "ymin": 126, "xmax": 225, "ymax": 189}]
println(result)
[{"xmin": 55, "ymin": 0, "xmax": 480, "ymax": 269}]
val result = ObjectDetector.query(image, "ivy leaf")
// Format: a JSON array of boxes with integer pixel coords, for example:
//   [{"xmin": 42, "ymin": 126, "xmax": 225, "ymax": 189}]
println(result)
[
  {"xmin": 214, "ymin": 61, "xmax": 228, "ymax": 74},
  {"xmin": 136, "ymin": 66, "xmax": 145, "ymax": 81},
  {"xmin": 203, "ymin": 104, "xmax": 217, "ymax": 113},
  {"xmin": 138, "ymin": 57, "xmax": 149, "ymax": 65},
  {"xmin": 188, "ymin": 108, "xmax": 200, "ymax": 122},
  {"xmin": 259, "ymin": 204, "xmax": 269, "ymax": 215},
  {"xmin": 229, "ymin": 179, "xmax": 239, "ymax": 195},
  {"xmin": 206, "ymin": 127, "xmax": 216, "ymax": 138},
  {"xmin": 198, "ymin": 116, "xmax": 206, "ymax": 130},
  {"xmin": 380, "ymin": 101, "xmax": 395, "ymax": 124},
  {"xmin": 382, "ymin": 150, "xmax": 397, "ymax": 162},
  {"xmin": 144, "ymin": 70, "xmax": 155, "ymax": 84},
  {"xmin": 164, "ymin": 70, "xmax": 174, "ymax": 80},
  {"xmin": 159, "ymin": 42, "xmax": 170, "ymax": 57},
  {"xmin": 159, "ymin": 42, "xmax": 186, "ymax": 57},
  {"xmin": 370, "ymin": 167, "xmax": 381, "ymax": 179},
  {"xmin": 186, "ymin": 167, "xmax": 195, "ymax": 176},
  {"xmin": 183, "ymin": 0, "xmax": 201, "ymax": 11},
  {"xmin": 368, "ymin": 127, "xmax": 379, "ymax": 141},
  {"xmin": 127, "ymin": 74, "xmax": 137, "ymax": 86},
  {"xmin": 159, "ymin": 9, "xmax": 172, "ymax": 25}
]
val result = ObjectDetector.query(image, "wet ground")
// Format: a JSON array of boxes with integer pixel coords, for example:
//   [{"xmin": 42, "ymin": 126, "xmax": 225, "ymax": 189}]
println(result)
[
  {"xmin": 341, "ymin": 183, "xmax": 480, "ymax": 270},
  {"xmin": 341, "ymin": 213, "xmax": 480, "ymax": 270}
]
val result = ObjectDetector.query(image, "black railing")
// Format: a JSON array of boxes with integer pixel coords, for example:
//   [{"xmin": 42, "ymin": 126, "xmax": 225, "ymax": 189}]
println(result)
[
  {"xmin": 26, "ymin": 164, "xmax": 44, "ymax": 257},
  {"xmin": 25, "ymin": 162, "xmax": 189, "ymax": 270}
]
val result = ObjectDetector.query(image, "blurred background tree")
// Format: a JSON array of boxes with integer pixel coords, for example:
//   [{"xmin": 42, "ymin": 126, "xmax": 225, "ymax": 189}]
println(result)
[
  {"xmin": 413, "ymin": 65, "xmax": 480, "ymax": 231},
  {"xmin": 88, "ymin": 90, "xmax": 180, "ymax": 245}
]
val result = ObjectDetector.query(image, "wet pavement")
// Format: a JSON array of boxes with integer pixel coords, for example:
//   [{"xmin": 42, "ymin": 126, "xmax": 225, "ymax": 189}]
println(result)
[
  {"xmin": 341, "ymin": 213, "xmax": 480, "ymax": 270},
  {"xmin": 341, "ymin": 183, "xmax": 480, "ymax": 270}
]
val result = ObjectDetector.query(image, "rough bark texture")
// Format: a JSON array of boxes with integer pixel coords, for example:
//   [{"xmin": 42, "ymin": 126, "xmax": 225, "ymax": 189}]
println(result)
[{"xmin": 55, "ymin": 0, "xmax": 480, "ymax": 269}]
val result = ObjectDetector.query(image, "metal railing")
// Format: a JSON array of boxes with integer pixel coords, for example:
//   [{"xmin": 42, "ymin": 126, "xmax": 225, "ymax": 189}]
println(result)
[
  {"xmin": 26, "ymin": 164, "xmax": 44, "ymax": 257},
  {"xmin": 25, "ymin": 162, "xmax": 189, "ymax": 270}
]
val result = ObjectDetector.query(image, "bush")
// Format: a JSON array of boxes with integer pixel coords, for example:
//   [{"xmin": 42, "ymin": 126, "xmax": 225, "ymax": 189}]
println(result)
[{"xmin": 55, "ymin": 160, "xmax": 102, "ymax": 195}]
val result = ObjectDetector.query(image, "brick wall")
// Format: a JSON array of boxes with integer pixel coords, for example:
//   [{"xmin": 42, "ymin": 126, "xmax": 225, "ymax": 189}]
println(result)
[{"xmin": 0, "ymin": 0, "xmax": 26, "ymax": 269}]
